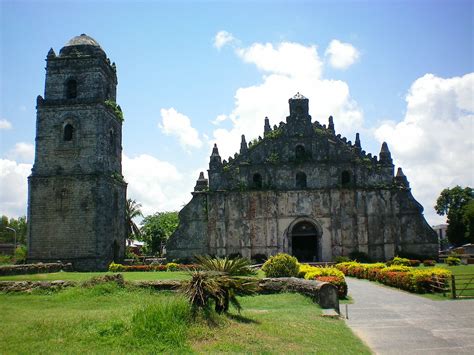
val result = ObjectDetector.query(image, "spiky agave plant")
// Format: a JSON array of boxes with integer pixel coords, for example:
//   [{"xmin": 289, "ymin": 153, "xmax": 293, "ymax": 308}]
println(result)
[
  {"xmin": 181, "ymin": 256, "xmax": 259, "ymax": 314},
  {"xmin": 194, "ymin": 255, "xmax": 257, "ymax": 276}
]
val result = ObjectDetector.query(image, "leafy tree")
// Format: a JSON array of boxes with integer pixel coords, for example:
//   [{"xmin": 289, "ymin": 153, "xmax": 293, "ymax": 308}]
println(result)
[
  {"xmin": 462, "ymin": 200, "xmax": 474, "ymax": 243},
  {"xmin": 139, "ymin": 211, "xmax": 179, "ymax": 256},
  {"xmin": 0, "ymin": 215, "xmax": 27, "ymax": 245},
  {"xmin": 435, "ymin": 186, "xmax": 473, "ymax": 246},
  {"xmin": 126, "ymin": 199, "xmax": 143, "ymax": 240}
]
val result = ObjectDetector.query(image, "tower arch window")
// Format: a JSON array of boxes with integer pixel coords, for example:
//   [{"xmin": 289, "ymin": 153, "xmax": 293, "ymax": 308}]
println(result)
[
  {"xmin": 63, "ymin": 124, "xmax": 74, "ymax": 141},
  {"xmin": 296, "ymin": 171, "xmax": 307, "ymax": 189},
  {"xmin": 341, "ymin": 170, "xmax": 351, "ymax": 186},
  {"xmin": 66, "ymin": 79, "xmax": 77, "ymax": 99},
  {"xmin": 295, "ymin": 145, "xmax": 305, "ymax": 160},
  {"xmin": 253, "ymin": 173, "xmax": 262, "ymax": 189}
]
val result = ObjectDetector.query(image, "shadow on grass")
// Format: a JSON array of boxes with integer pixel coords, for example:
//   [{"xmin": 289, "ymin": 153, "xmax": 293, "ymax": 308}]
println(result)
[{"xmin": 226, "ymin": 313, "xmax": 260, "ymax": 324}]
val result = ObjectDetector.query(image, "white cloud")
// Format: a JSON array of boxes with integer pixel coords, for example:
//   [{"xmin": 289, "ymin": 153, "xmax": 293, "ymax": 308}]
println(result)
[
  {"xmin": 214, "ymin": 30, "xmax": 236, "ymax": 50},
  {"xmin": 7, "ymin": 142, "xmax": 34, "ymax": 163},
  {"xmin": 211, "ymin": 114, "xmax": 228, "ymax": 125},
  {"xmin": 374, "ymin": 73, "xmax": 474, "ymax": 224},
  {"xmin": 210, "ymin": 37, "xmax": 363, "ymax": 160},
  {"xmin": 0, "ymin": 159, "xmax": 31, "ymax": 218},
  {"xmin": 159, "ymin": 108, "xmax": 203, "ymax": 150},
  {"xmin": 0, "ymin": 119, "xmax": 12, "ymax": 130},
  {"xmin": 122, "ymin": 154, "xmax": 194, "ymax": 216},
  {"xmin": 325, "ymin": 39, "xmax": 360, "ymax": 70}
]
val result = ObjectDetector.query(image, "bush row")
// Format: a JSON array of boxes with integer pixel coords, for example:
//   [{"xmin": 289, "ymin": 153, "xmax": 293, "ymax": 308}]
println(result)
[
  {"xmin": 108, "ymin": 262, "xmax": 198, "ymax": 272},
  {"xmin": 336, "ymin": 261, "xmax": 451, "ymax": 293}
]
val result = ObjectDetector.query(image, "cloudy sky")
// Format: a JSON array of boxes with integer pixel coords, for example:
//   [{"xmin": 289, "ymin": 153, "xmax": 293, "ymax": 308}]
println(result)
[{"xmin": 1, "ymin": 0, "xmax": 473, "ymax": 225}]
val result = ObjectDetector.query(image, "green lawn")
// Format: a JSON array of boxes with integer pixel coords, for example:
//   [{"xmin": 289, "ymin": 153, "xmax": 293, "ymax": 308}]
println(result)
[
  {"xmin": 0, "ymin": 283, "xmax": 370, "ymax": 354},
  {"xmin": 421, "ymin": 263, "xmax": 474, "ymax": 300},
  {"xmin": 0, "ymin": 271, "xmax": 190, "ymax": 281}
]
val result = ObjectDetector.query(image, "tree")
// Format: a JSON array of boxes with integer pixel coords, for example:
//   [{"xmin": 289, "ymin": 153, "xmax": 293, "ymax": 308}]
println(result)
[
  {"xmin": 0, "ymin": 215, "xmax": 27, "ymax": 245},
  {"xmin": 139, "ymin": 211, "xmax": 179, "ymax": 256},
  {"xmin": 435, "ymin": 186, "xmax": 473, "ymax": 246},
  {"xmin": 126, "ymin": 199, "xmax": 143, "ymax": 240}
]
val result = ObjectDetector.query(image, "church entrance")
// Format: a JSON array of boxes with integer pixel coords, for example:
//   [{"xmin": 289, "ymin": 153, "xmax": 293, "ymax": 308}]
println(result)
[{"xmin": 291, "ymin": 221, "xmax": 319, "ymax": 262}]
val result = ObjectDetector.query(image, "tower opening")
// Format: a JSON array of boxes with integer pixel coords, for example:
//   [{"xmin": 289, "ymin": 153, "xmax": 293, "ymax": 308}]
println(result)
[
  {"xmin": 295, "ymin": 145, "xmax": 305, "ymax": 160},
  {"xmin": 341, "ymin": 170, "xmax": 351, "ymax": 186},
  {"xmin": 253, "ymin": 173, "xmax": 262, "ymax": 189},
  {"xmin": 66, "ymin": 79, "xmax": 77, "ymax": 99},
  {"xmin": 291, "ymin": 221, "xmax": 319, "ymax": 262},
  {"xmin": 296, "ymin": 171, "xmax": 307, "ymax": 189},
  {"xmin": 63, "ymin": 124, "xmax": 74, "ymax": 141}
]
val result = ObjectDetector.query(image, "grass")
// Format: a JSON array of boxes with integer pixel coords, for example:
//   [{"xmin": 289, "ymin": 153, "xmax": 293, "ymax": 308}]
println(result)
[
  {"xmin": 0, "ymin": 282, "xmax": 370, "ymax": 354},
  {"xmin": 0, "ymin": 271, "xmax": 190, "ymax": 281},
  {"xmin": 420, "ymin": 263, "xmax": 474, "ymax": 300}
]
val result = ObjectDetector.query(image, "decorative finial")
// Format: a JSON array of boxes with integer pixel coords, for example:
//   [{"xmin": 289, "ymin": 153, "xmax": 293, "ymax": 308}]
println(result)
[
  {"xmin": 47, "ymin": 48, "xmax": 56, "ymax": 58},
  {"xmin": 264, "ymin": 117, "xmax": 271, "ymax": 134},
  {"xmin": 328, "ymin": 116, "xmax": 335, "ymax": 133},
  {"xmin": 292, "ymin": 92, "xmax": 307, "ymax": 100},
  {"xmin": 240, "ymin": 135, "xmax": 248, "ymax": 154}
]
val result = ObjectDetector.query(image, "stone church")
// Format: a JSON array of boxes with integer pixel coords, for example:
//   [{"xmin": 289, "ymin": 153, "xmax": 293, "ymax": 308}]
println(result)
[
  {"xmin": 27, "ymin": 35, "xmax": 126, "ymax": 271},
  {"xmin": 167, "ymin": 93, "xmax": 438, "ymax": 262}
]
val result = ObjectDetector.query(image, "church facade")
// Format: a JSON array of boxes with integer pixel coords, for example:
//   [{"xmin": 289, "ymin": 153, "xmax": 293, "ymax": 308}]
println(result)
[
  {"xmin": 167, "ymin": 94, "xmax": 438, "ymax": 262},
  {"xmin": 27, "ymin": 35, "xmax": 127, "ymax": 271}
]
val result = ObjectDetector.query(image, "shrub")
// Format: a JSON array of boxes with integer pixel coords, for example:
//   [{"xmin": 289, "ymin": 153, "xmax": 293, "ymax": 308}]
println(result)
[
  {"xmin": 108, "ymin": 262, "xmax": 125, "ymax": 272},
  {"xmin": 390, "ymin": 256, "xmax": 411, "ymax": 266},
  {"xmin": 409, "ymin": 259, "xmax": 421, "ymax": 267},
  {"xmin": 334, "ymin": 256, "xmax": 350, "ymax": 263},
  {"xmin": 348, "ymin": 251, "xmax": 371, "ymax": 263},
  {"xmin": 262, "ymin": 253, "xmax": 299, "ymax": 278},
  {"xmin": 298, "ymin": 264, "xmax": 347, "ymax": 298},
  {"xmin": 166, "ymin": 262, "xmax": 180, "ymax": 271},
  {"xmin": 14, "ymin": 245, "xmax": 27, "ymax": 264},
  {"xmin": 446, "ymin": 256, "xmax": 461, "ymax": 266},
  {"xmin": 195, "ymin": 255, "xmax": 256, "ymax": 276},
  {"xmin": 423, "ymin": 259, "xmax": 436, "ymax": 267}
]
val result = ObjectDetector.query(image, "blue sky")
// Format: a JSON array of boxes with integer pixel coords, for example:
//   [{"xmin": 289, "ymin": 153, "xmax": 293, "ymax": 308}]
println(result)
[{"xmin": 1, "ymin": 0, "xmax": 473, "ymax": 224}]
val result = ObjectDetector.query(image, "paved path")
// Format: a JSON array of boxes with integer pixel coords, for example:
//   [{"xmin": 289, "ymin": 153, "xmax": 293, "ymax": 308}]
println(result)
[{"xmin": 345, "ymin": 278, "xmax": 474, "ymax": 355}]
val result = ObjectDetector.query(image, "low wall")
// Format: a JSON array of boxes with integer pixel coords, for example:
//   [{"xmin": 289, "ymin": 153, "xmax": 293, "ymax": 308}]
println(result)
[{"xmin": 0, "ymin": 262, "xmax": 73, "ymax": 276}]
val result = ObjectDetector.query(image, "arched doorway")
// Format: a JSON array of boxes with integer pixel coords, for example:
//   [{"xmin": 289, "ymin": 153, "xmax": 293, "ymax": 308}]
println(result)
[{"xmin": 290, "ymin": 220, "xmax": 320, "ymax": 262}]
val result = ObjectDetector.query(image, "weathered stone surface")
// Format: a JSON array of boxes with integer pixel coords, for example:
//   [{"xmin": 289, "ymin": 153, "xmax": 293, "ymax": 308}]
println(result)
[
  {"xmin": 27, "ymin": 34, "xmax": 126, "ymax": 271},
  {"xmin": 168, "ymin": 94, "xmax": 438, "ymax": 262},
  {"xmin": 0, "ymin": 280, "xmax": 76, "ymax": 293}
]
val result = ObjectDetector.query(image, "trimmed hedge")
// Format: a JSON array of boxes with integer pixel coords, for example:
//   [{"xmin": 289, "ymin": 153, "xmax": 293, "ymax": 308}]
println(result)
[
  {"xmin": 108, "ymin": 263, "xmax": 198, "ymax": 272},
  {"xmin": 336, "ymin": 261, "xmax": 451, "ymax": 294},
  {"xmin": 298, "ymin": 263, "xmax": 347, "ymax": 298}
]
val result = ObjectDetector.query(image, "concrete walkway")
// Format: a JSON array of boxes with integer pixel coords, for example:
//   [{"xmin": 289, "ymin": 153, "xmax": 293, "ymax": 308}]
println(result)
[{"xmin": 345, "ymin": 278, "xmax": 474, "ymax": 354}]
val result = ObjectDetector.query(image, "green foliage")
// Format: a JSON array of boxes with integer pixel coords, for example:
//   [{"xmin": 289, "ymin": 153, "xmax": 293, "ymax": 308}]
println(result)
[
  {"xmin": 195, "ymin": 255, "xmax": 256, "ymax": 276},
  {"xmin": 14, "ymin": 245, "xmax": 27, "ymax": 264},
  {"xmin": 298, "ymin": 264, "xmax": 348, "ymax": 298},
  {"xmin": 0, "ymin": 215, "xmax": 27, "ymax": 245},
  {"xmin": 335, "ymin": 256, "xmax": 350, "ymax": 263},
  {"xmin": 140, "ymin": 211, "xmax": 179, "ymax": 256},
  {"xmin": 389, "ymin": 256, "xmax": 411, "ymax": 266},
  {"xmin": 446, "ymin": 256, "xmax": 461, "ymax": 266},
  {"xmin": 126, "ymin": 199, "xmax": 143, "ymax": 240},
  {"xmin": 435, "ymin": 186, "xmax": 473, "ymax": 246},
  {"xmin": 261, "ymin": 253, "xmax": 299, "ymax": 277},
  {"xmin": 0, "ymin": 254, "xmax": 13, "ymax": 265},
  {"xmin": 104, "ymin": 100, "xmax": 124, "ymax": 122},
  {"xmin": 108, "ymin": 262, "xmax": 125, "ymax": 272},
  {"xmin": 266, "ymin": 152, "xmax": 279, "ymax": 164},
  {"xmin": 180, "ymin": 270, "xmax": 258, "ymax": 314},
  {"xmin": 265, "ymin": 128, "xmax": 283, "ymax": 139},
  {"xmin": 166, "ymin": 262, "xmax": 180, "ymax": 271}
]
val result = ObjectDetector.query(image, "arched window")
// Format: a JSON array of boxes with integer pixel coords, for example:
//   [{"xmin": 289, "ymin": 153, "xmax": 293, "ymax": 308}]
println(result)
[
  {"xmin": 341, "ymin": 171, "xmax": 351, "ymax": 186},
  {"xmin": 295, "ymin": 145, "xmax": 305, "ymax": 160},
  {"xmin": 63, "ymin": 124, "xmax": 74, "ymax": 141},
  {"xmin": 253, "ymin": 173, "xmax": 262, "ymax": 189},
  {"xmin": 66, "ymin": 79, "xmax": 77, "ymax": 99},
  {"xmin": 296, "ymin": 172, "xmax": 307, "ymax": 189}
]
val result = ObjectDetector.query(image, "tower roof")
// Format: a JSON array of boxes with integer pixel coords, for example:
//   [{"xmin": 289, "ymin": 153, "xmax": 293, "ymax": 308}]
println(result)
[
  {"xmin": 59, "ymin": 34, "xmax": 105, "ymax": 57},
  {"xmin": 64, "ymin": 34, "xmax": 101, "ymax": 47}
]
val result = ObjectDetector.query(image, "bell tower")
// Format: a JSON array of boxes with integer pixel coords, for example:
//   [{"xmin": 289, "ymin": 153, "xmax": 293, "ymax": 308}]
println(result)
[{"xmin": 27, "ymin": 34, "xmax": 127, "ymax": 271}]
